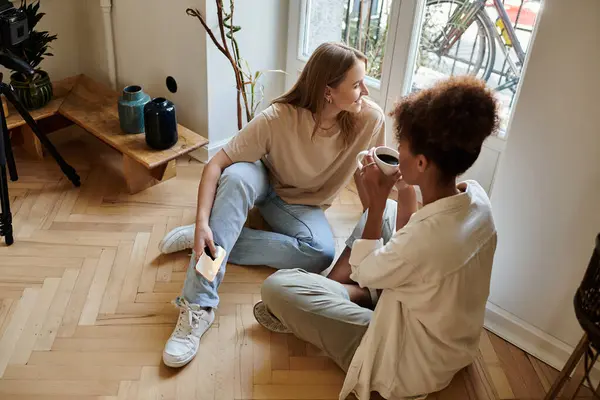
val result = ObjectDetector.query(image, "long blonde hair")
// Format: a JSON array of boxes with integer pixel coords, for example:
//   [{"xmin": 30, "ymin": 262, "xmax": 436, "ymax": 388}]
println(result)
[{"xmin": 272, "ymin": 42, "xmax": 367, "ymax": 148}]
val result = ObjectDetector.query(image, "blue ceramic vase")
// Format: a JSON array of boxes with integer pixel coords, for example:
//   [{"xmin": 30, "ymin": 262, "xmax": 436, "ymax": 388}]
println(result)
[
  {"xmin": 144, "ymin": 97, "xmax": 178, "ymax": 150},
  {"xmin": 118, "ymin": 85, "xmax": 151, "ymax": 134}
]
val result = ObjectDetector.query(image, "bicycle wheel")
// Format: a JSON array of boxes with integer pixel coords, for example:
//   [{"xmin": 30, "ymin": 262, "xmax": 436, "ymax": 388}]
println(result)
[{"xmin": 414, "ymin": 0, "xmax": 496, "ymax": 89}]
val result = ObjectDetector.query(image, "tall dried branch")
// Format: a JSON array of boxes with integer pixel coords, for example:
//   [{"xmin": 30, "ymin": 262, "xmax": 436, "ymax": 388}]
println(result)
[
  {"xmin": 225, "ymin": 1, "xmax": 251, "ymax": 123},
  {"xmin": 187, "ymin": 4, "xmax": 243, "ymax": 129}
]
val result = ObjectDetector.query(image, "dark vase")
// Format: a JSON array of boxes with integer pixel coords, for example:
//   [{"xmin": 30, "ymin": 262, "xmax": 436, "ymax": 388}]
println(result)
[
  {"xmin": 144, "ymin": 97, "xmax": 178, "ymax": 150},
  {"xmin": 10, "ymin": 70, "xmax": 53, "ymax": 110}
]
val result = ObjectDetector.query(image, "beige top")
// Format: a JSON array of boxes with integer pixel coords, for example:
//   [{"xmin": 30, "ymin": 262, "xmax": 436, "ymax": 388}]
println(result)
[
  {"xmin": 342, "ymin": 181, "xmax": 497, "ymax": 400},
  {"xmin": 223, "ymin": 99, "xmax": 385, "ymax": 206}
]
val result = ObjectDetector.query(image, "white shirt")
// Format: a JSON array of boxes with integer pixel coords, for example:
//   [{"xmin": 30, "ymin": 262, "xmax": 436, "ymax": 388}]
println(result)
[{"xmin": 340, "ymin": 181, "xmax": 497, "ymax": 400}]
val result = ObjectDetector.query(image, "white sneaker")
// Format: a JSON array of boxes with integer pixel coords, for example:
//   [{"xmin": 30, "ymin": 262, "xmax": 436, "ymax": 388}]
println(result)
[
  {"xmin": 159, "ymin": 224, "xmax": 195, "ymax": 254},
  {"xmin": 162, "ymin": 297, "xmax": 215, "ymax": 368}
]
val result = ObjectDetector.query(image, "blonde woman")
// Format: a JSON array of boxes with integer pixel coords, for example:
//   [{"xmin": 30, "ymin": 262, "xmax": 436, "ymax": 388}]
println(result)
[{"xmin": 161, "ymin": 42, "xmax": 386, "ymax": 368}]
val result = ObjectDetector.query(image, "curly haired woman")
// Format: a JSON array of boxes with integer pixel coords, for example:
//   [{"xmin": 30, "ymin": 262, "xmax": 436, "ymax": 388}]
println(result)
[{"xmin": 254, "ymin": 76, "xmax": 500, "ymax": 400}]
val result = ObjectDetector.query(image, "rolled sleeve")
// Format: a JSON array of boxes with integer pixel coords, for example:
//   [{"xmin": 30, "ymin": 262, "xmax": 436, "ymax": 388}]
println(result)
[
  {"xmin": 349, "ymin": 239, "xmax": 383, "ymax": 266},
  {"xmin": 349, "ymin": 232, "xmax": 420, "ymax": 289},
  {"xmin": 223, "ymin": 112, "xmax": 271, "ymax": 163},
  {"xmin": 349, "ymin": 239, "xmax": 383, "ymax": 287}
]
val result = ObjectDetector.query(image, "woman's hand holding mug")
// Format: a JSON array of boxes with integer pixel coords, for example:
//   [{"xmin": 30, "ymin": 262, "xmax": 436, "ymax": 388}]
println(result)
[
  {"xmin": 356, "ymin": 146, "xmax": 400, "ymax": 176},
  {"xmin": 356, "ymin": 147, "xmax": 403, "ymax": 211}
]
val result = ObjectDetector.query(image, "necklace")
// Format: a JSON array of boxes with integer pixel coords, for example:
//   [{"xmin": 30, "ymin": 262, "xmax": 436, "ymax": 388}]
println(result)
[{"xmin": 312, "ymin": 114, "xmax": 337, "ymax": 131}]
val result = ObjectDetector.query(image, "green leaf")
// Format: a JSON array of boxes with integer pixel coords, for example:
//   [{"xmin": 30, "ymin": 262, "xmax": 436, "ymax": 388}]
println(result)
[
  {"xmin": 10, "ymin": 0, "xmax": 57, "ymax": 71},
  {"xmin": 242, "ymin": 58, "xmax": 251, "ymax": 72}
]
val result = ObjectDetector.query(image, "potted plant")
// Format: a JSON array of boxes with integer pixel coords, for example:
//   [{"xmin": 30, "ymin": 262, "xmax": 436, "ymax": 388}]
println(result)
[
  {"xmin": 9, "ymin": 0, "xmax": 57, "ymax": 110},
  {"xmin": 187, "ymin": 1, "xmax": 284, "ymax": 130}
]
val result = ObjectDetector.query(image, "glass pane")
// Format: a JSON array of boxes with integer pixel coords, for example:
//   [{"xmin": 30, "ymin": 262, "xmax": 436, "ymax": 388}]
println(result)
[
  {"xmin": 408, "ymin": 0, "xmax": 543, "ymax": 136},
  {"xmin": 302, "ymin": 0, "xmax": 394, "ymax": 82}
]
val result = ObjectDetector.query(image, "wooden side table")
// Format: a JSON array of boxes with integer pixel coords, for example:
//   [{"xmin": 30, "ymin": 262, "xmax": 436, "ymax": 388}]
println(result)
[{"xmin": 8, "ymin": 74, "xmax": 209, "ymax": 194}]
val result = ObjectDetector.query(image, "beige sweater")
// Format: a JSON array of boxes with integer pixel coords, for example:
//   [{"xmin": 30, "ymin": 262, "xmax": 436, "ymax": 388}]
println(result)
[
  {"xmin": 223, "ymin": 99, "xmax": 385, "ymax": 206},
  {"xmin": 343, "ymin": 181, "xmax": 497, "ymax": 399}
]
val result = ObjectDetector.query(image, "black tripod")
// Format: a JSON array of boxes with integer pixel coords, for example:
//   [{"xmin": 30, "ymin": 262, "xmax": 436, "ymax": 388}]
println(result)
[{"xmin": 0, "ymin": 71, "xmax": 81, "ymax": 246}]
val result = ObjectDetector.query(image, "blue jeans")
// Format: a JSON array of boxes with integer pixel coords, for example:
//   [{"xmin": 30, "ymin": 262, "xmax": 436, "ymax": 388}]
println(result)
[{"xmin": 182, "ymin": 161, "xmax": 336, "ymax": 308}]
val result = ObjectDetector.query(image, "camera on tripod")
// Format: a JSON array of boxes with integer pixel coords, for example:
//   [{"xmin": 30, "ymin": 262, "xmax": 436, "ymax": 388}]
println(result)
[
  {"xmin": 0, "ymin": 1, "xmax": 79, "ymax": 247},
  {"xmin": 0, "ymin": 0, "xmax": 28, "ymax": 47}
]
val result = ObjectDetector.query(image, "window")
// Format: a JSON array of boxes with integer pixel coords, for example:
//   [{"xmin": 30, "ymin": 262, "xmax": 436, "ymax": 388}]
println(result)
[
  {"xmin": 408, "ymin": 0, "xmax": 542, "ymax": 136},
  {"xmin": 301, "ymin": 0, "xmax": 394, "ymax": 83}
]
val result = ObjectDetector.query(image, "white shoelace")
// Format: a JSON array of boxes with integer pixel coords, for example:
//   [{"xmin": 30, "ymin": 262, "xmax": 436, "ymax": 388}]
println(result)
[{"xmin": 173, "ymin": 298, "xmax": 203, "ymax": 338}]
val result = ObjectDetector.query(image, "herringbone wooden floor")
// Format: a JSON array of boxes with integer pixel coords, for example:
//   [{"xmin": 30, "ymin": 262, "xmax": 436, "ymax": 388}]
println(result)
[{"xmin": 0, "ymin": 126, "xmax": 591, "ymax": 399}]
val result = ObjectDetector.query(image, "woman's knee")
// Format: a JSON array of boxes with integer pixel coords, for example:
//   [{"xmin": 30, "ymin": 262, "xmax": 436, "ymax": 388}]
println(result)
[
  {"xmin": 219, "ymin": 162, "xmax": 268, "ymax": 192},
  {"xmin": 348, "ymin": 199, "xmax": 398, "ymax": 246},
  {"xmin": 220, "ymin": 163, "xmax": 248, "ymax": 185},
  {"xmin": 313, "ymin": 248, "xmax": 336, "ymax": 273},
  {"xmin": 261, "ymin": 269, "xmax": 307, "ymax": 307},
  {"xmin": 301, "ymin": 239, "xmax": 335, "ymax": 273}
]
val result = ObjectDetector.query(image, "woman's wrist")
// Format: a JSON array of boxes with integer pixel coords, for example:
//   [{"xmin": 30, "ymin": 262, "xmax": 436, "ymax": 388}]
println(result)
[
  {"xmin": 368, "ymin": 195, "xmax": 387, "ymax": 212},
  {"xmin": 362, "ymin": 206, "xmax": 385, "ymax": 240},
  {"xmin": 368, "ymin": 201, "xmax": 387, "ymax": 216},
  {"xmin": 196, "ymin": 214, "xmax": 209, "ymax": 228}
]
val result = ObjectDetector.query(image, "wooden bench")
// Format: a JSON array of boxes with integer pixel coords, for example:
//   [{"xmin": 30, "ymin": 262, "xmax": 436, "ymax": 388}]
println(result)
[{"xmin": 7, "ymin": 74, "xmax": 209, "ymax": 194}]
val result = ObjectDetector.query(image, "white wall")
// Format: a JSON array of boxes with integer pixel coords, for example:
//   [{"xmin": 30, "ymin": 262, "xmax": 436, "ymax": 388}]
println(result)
[
  {"xmin": 74, "ymin": 0, "xmax": 288, "ymax": 161},
  {"xmin": 0, "ymin": 0, "xmax": 80, "ymax": 82},
  {"xmin": 110, "ymin": 0, "xmax": 210, "ymax": 143},
  {"xmin": 488, "ymin": 0, "xmax": 600, "ymax": 361},
  {"xmin": 204, "ymin": 0, "xmax": 288, "ymax": 156},
  {"xmin": 76, "ymin": 0, "xmax": 111, "ymax": 86}
]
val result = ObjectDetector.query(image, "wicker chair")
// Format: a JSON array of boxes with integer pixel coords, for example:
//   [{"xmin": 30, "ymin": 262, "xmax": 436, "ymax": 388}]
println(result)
[{"xmin": 545, "ymin": 233, "xmax": 600, "ymax": 399}]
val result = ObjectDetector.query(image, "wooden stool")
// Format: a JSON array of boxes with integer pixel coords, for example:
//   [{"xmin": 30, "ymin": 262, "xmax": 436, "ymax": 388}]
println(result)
[{"xmin": 545, "ymin": 233, "xmax": 600, "ymax": 399}]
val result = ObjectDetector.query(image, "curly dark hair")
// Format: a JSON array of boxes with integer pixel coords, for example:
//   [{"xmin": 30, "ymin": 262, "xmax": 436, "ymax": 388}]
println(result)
[{"xmin": 391, "ymin": 76, "xmax": 499, "ymax": 182}]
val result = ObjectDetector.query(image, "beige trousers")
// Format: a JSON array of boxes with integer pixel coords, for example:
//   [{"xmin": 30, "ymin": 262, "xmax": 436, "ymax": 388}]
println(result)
[
  {"xmin": 261, "ymin": 268, "xmax": 372, "ymax": 371},
  {"xmin": 261, "ymin": 200, "xmax": 398, "ymax": 371}
]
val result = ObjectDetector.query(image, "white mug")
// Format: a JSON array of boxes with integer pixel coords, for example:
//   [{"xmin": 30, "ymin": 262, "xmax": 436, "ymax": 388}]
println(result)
[{"xmin": 356, "ymin": 146, "xmax": 400, "ymax": 176}]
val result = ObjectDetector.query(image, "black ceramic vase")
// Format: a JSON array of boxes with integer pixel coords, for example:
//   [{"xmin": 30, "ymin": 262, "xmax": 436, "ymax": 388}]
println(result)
[{"xmin": 144, "ymin": 97, "xmax": 178, "ymax": 150}]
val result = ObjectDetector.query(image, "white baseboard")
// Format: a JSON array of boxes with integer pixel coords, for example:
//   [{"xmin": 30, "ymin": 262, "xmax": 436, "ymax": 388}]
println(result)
[
  {"xmin": 484, "ymin": 302, "xmax": 600, "ymax": 384},
  {"xmin": 189, "ymin": 135, "xmax": 235, "ymax": 163}
]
